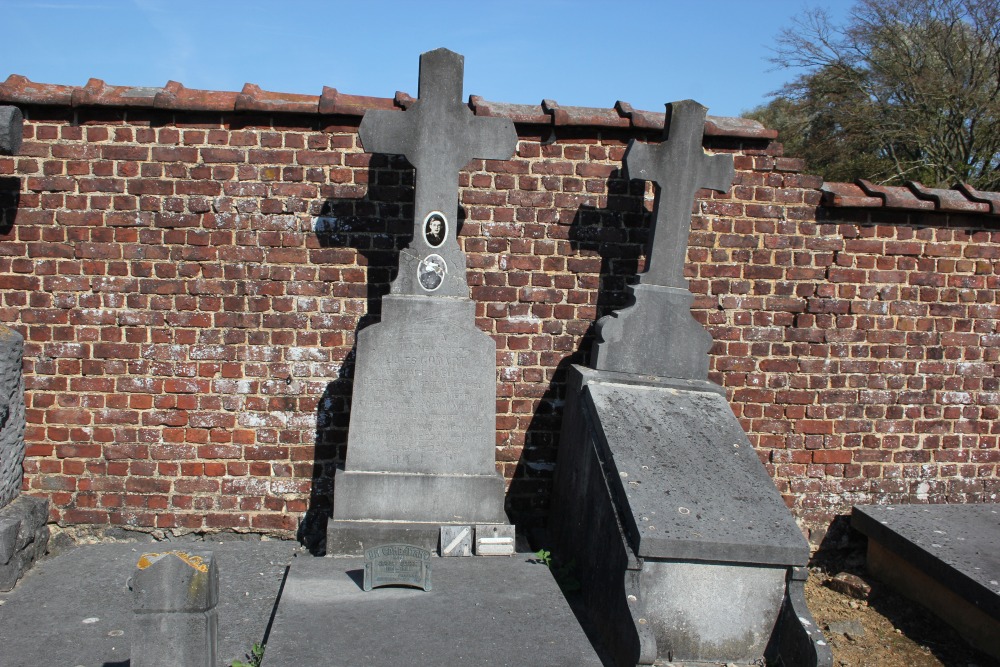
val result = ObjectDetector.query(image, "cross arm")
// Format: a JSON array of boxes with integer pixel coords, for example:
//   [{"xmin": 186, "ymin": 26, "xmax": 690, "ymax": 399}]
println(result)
[
  {"xmin": 358, "ymin": 109, "xmax": 414, "ymax": 158},
  {"xmin": 464, "ymin": 116, "xmax": 518, "ymax": 164}
]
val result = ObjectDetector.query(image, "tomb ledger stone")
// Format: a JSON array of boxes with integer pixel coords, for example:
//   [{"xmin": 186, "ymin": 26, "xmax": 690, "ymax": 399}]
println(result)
[
  {"xmin": 548, "ymin": 102, "xmax": 830, "ymax": 666},
  {"xmin": 328, "ymin": 49, "xmax": 516, "ymax": 555}
]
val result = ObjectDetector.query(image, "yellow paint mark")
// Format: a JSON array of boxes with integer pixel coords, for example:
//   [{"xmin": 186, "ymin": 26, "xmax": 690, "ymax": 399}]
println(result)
[{"xmin": 136, "ymin": 550, "xmax": 209, "ymax": 573}]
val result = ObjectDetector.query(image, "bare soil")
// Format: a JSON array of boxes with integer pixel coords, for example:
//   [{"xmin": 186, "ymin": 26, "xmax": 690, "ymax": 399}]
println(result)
[{"xmin": 804, "ymin": 548, "xmax": 999, "ymax": 667}]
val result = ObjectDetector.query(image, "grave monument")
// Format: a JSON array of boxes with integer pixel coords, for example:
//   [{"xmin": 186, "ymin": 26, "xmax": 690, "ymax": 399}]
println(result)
[
  {"xmin": 263, "ymin": 50, "xmax": 602, "ymax": 666},
  {"xmin": 326, "ymin": 48, "xmax": 515, "ymax": 555},
  {"xmin": 548, "ymin": 101, "xmax": 831, "ymax": 665},
  {"xmin": 0, "ymin": 105, "xmax": 48, "ymax": 593}
]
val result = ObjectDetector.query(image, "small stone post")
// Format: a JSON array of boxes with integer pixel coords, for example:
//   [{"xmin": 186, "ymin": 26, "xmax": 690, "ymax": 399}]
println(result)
[{"xmin": 131, "ymin": 550, "xmax": 219, "ymax": 667}]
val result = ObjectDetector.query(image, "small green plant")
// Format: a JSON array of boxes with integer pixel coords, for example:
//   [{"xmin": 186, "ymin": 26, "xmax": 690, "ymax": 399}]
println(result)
[
  {"xmin": 231, "ymin": 642, "xmax": 265, "ymax": 667},
  {"xmin": 534, "ymin": 548, "xmax": 553, "ymax": 567},
  {"xmin": 534, "ymin": 548, "xmax": 581, "ymax": 593}
]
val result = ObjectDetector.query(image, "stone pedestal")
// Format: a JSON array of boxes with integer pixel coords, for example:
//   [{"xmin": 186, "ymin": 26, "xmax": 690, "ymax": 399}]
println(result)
[
  {"xmin": 328, "ymin": 295, "xmax": 506, "ymax": 555},
  {"xmin": 130, "ymin": 550, "xmax": 218, "ymax": 667}
]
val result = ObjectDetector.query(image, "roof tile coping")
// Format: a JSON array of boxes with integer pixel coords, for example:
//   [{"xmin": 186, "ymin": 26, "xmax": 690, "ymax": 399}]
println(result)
[
  {"xmin": 0, "ymin": 74, "xmax": 773, "ymax": 139},
  {"xmin": 821, "ymin": 179, "xmax": 1000, "ymax": 217}
]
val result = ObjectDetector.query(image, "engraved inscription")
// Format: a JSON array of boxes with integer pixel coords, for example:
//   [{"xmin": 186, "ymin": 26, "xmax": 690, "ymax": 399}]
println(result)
[{"xmin": 363, "ymin": 544, "xmax": 432, "ymax": 591}]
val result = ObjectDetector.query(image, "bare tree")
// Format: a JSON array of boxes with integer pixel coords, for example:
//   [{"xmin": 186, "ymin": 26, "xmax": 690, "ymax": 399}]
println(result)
[{"xmin": 750, "ymin": 0, "xmax": 1000, "ymax": 189}]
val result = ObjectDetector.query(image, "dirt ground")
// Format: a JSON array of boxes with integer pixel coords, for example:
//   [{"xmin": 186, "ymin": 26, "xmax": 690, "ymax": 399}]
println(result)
[{"xmin": 804, "ymin": 541, "xmax": 999, "ymax": 667}]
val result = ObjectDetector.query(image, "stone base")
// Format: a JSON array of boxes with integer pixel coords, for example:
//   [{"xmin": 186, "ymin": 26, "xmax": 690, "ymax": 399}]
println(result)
[
  {"xmin": 132, "ymin": 609, "xmax": 218, "ymax": 667},
  {"xmin": 327, "ymin": 521, "xmax": 445, "ymax": 556},
  {"xmin": 262, "ymin": 555, "xmax": 604, "ymax": 666},
  {"xmin": 332, "ymin": 469, "xmax": 507, "ymax": 524},
  {"xmin": 0, "ymin": 495, "xmax": 49, "ymax": 592}
]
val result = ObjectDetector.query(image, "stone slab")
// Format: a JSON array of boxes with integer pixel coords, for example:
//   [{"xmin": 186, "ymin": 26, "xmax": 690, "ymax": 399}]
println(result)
[
  {"xmin": 261, "ymin": 555, "xmax": 603, "ymax": 667},
  {"xmin": 583, "ymin": 379, "xmax": 808, "ymax": 566},
  {"xmin": 0, "ymin": 540, "xmax": 297, "ymax": 667},
  {"xmin": 852, "ymin": 503, "xmax": 1000, "ymax": 619}
]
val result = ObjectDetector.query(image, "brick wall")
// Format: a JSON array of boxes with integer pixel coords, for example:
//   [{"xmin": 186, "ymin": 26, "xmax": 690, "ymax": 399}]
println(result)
[{"xmin": 0, "ymin": 97, "xmax": 997, "ymax": 544}]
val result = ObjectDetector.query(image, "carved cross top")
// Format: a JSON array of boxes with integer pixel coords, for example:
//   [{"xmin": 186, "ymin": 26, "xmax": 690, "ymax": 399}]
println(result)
[
  {"xmin": 359, "ymin": 48, "xmax": 517, "ymax": 296},
  {"xmin": 624, "ymin": 100, "xmax": 734, "ymax": 288}
]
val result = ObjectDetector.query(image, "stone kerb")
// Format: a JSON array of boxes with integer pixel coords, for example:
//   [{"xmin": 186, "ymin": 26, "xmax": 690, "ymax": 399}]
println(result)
[{"xmin": 130, "ymin": 550, "xmax": 219, "ymax": 667}]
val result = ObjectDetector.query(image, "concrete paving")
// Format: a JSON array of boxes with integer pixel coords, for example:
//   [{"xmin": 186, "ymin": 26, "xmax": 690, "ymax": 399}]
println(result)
[{"xmin": 0, "ymin": 538, "xmax": 300, "ymax": 667}]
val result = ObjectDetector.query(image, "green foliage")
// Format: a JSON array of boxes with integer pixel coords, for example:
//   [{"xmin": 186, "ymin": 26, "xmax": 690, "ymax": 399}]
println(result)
[
  {"xmin": 231, "ymin": 642, "xmax": 265, "ymax": 667},
  {"xmin": 754, "ymin": 0, "xmax": 1000, "ymax": 189},
  {"xmin": 534, "ymin": 549, "xmax": 581, "ymax": 593}
]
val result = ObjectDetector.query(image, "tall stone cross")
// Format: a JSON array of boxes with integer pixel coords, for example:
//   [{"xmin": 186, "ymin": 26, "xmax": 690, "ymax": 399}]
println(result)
[
  {"xmin": 592, "ymin": 100, "xmax": 735, "ymax": 380},
  {"xmin": 624, "ymin": 100, "xmax": 734, "ymax": 289},
  {"xmin": 359, "ymin": 48, "xmax": 517, "ymax": 298}
]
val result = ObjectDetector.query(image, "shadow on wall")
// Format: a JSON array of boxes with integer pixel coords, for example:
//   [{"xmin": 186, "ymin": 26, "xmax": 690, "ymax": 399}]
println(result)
[
  {"xmin": 0, "ymin": 176, "xmax": 19, "ymax": 234},
  {"xmin": 506, "ymin": 166, "xmax": 651, "ymax": 534}
]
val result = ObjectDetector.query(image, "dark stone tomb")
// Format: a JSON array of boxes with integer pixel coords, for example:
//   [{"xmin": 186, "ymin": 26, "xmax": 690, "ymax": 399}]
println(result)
[{"xmin": 548, "ymin": 101, "xmax": 831, "ymax": 666}]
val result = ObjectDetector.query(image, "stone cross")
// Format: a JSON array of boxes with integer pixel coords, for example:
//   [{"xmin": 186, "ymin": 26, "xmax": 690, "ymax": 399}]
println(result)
[
  {"xmin": 592, "ymin": 100, "xmax": 734, "ymax": 380},
  {"xmin": 624, "ymin": 100, "xmax": 734, "ymax": 288},
  {"xmin": 359, "ymin": 48, "xmax": 517, "ymax": 297}
]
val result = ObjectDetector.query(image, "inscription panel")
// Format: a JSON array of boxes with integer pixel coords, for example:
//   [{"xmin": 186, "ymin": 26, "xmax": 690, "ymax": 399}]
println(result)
[
  {"xmin": 345, "ymin": 296, "xmax": 498, "ymax": 476},
  {"xmin": 363, "ymin": 544, "xmax": 432, "ymax": 591}
]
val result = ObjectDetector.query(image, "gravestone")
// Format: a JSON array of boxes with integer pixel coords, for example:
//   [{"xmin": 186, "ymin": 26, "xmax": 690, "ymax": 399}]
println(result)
[
  {"xmin": 263, "ymin": 50, "xmax": 604, "ymax": 667},
  {"xmin": 130, "ymin": 550, "xmax": 219, "ymax": 667},
  {"xmin": 548, "ymin": 101, "xmax": 831, "ymax": 666},
  {"xmin": 327, "ymin": 48, "xmax": 516, "ymax": 555},
  {"xmin": 0, "ymin": 109, "xmax": 49, "ymax": 592}
]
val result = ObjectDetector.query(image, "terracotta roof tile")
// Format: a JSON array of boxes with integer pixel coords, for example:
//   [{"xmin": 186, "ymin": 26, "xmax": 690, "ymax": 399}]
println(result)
[
  {"xmin": 469, "ymin": 96, "xmax": 548, "ymax": 124},
  {"xmin": 907, "ymin": 181, "xmax": 990, "ymax": 214},
  {"xmin": 235, "ymin": 84, "xmax": 318, "ymax": 114},
  {"xmin": 857, "ymin": 179, "xmax": 935, "ymax": 210},
  {"xmin": 820, "ymin": 182, "xmax": 883, "ymax": 208},
  {"xmin": 820, "ymin": 180, "xmax": 1000, "ymax": 217},
  {"xmin": 0, "ymin": 74, "xmax": 779, "ymax": 139},
  {"xmin": 955, "ymin": 183, "xmax": 1000, "ymax": 215},
  {"xmin": 152, "ymin": 81, "xmax": 238, "ymax": 112},
  {"xmin": 541, "ymin": 99, "xmax": 629, "ymax": 128},
  {"xmin": 318, "ymin": 87, "xmax": 398, "ymax": 116}
]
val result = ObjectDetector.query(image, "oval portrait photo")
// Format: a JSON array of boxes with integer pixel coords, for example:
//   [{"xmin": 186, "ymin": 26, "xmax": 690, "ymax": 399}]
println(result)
[
  {"xmin": 417, "ymin": 253, "xmax": 447, "ymax": 291},
  {"xmin": 423, "ymin": 211, "xmax": 447, "ymax": 248}
]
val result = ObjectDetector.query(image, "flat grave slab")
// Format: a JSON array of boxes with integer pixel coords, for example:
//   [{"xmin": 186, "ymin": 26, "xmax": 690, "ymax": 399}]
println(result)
[
  {"xmin": 262, "ymin": 555, "xmax": 603, "ymax": 667},
  {"xmin": 853, "ymin": 503, "xmax": 1000, "ymax": 659}
]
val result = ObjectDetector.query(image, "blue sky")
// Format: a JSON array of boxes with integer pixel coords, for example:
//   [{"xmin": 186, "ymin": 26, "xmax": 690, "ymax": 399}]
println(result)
[{"xmin": 1, "ymin": 1, "xmax": 854, "ymax": 118}]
